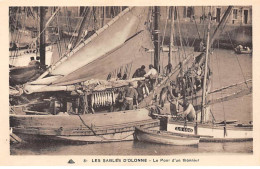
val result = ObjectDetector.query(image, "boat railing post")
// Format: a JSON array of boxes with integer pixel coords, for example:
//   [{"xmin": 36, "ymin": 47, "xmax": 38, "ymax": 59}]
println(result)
[{"xmin": 159, "ymin": 116, "xmax": 168, "ymax": 131}]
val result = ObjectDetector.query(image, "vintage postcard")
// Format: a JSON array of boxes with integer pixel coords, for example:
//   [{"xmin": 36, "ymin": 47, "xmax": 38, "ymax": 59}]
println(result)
[{"xmin": 0, "ymin": 0, "xmax": 260, "ymax": 166}]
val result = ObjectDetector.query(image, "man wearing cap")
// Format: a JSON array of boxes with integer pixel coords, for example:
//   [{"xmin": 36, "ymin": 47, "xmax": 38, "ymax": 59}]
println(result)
[
  {"xmin": 132, "ymin": 65, "xmax": 146, "ymax": 78},
  {"xmin": 121, "ymin": 82, "xmax": 138, "ymax": 110},
  {"xmin": 144, "ymin": 64, "xmax": 158, "ymax": 90},
  {"xmin": 178, "ymin": 100, "xmax": 196, "ymax": 122}
]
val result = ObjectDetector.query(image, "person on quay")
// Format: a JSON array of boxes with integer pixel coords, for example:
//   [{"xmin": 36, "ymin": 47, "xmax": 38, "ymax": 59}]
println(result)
[
  {"xmin": 121, "ymin": 82, "xmax": 139, "ymax": 111},
  {"xmin": 144, "ymin": 64, "xmax": 158, "ymax": 90}
]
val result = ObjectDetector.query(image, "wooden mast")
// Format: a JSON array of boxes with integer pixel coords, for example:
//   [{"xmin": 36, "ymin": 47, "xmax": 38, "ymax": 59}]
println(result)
[
  {"xmin": 201, "ymin": 7, "xmax": 212, "ymax": 123},
  {"xmin": 39, "ymin": 7, "xmax": 46, "ymax": 65},
  {"xmin": 200, "ymin": 6, "xmax": 233, "ymax": 123},
  {"xmin": 154, "ymin": 6, "xmax": 160, "ymax": 72},
  {"xmin": 168, "ymin": 6, "xmax": 174, "ymax": 68}
]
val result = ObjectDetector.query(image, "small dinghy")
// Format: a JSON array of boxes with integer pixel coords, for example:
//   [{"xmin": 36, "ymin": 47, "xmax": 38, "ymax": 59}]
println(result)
[
  {"xmin": 234, "ymin": 46, "xmax": 252, "ymax": 54},
  {"xmin": 135, "ymin": 127, "xmax": 200, "ymax": 146}
]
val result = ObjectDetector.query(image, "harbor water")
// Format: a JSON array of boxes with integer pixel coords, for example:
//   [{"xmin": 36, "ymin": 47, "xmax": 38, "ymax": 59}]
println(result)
[{"xmin": 10, "ymin": 48, "xmax": 253, "ymax": 155}]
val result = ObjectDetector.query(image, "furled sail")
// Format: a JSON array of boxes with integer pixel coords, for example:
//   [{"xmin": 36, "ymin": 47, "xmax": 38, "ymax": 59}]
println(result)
[{"xmin": 24, "ymin": 7, "xmax": 153, "ymax": 94}]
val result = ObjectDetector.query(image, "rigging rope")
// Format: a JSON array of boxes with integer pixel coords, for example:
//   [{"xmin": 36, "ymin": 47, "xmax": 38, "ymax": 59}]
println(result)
[
  {"xmin": 227, "ymin": 31, "xmax": 249, "ymax": 89},
  {"xmin": 193, "ymin": 15, "xmax": 201, "ymax": 41},
  {"xmin": 202, "ymin": 6, "xmax": 206, "ymax": 42},
  {"xmin": 68, "ymin": 8, "xmax": 88, "ymax": 47},
  {"xmin": 77, "ymin": 113, "xmax": 134, "ymax": 141},
  {"xmin": 160, "ymin": 7, "xmax": 169, "ymax": 74},
  {"xmin": 176, "ymin": 7, "xmax": 187, "ymax": 60},
  {"xmin": 214, "ymin": 38, "xmax": 226, "ymax": 122},
  {"xmin": 55, "ymin": 9, "xmax": 63, "ymax": 58}
]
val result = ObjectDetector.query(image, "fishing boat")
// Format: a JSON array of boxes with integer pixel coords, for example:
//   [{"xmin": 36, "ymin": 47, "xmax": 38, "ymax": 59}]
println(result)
[
  {"xmin": 9, "ymin": 7, "xmax": 55, "ymax": 68},
  {"xmin": 149, "ymin": 6, "xmax": 253, "ymax": 142},
  {"xmin": 9, "ymin": 7, "xmax": 59, "ymax": 86},
  {"xmin": 135, "ymin": 127, "xmax": 200, "ymax": 146},
  {"xmin": 9, "ymin": 45, "xmax": 53, "ymax": 67},
  {"xmin": 10, "ymin": 109, "xmax": 159, "ymax": 143},
  {"xmin": 9, "ymin": 7, "xmax": 161, "ymax": 143}
]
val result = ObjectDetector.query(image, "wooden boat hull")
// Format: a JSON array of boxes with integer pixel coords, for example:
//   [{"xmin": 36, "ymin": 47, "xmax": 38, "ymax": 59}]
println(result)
[
  {"xmin": 10, "ymin": 109, "xmax": 159, "ymax": 143},
  {"xmin": 9, "ymin": 65, "xmax": 45, "ymax": 85},
  {"xmin": 14, "ymin": 130, "xmax": 138, "ymax": 143},
  {"xmin": 135, "ymin": 127, "xmax": 200, "ymax": 146},
  {"xmin": 167, "ymin": 120, "xmax": 252, "ymax": 142},
  {"xmin": 9, "ymin": 45, "xmax": 53, "ymax": 67}
]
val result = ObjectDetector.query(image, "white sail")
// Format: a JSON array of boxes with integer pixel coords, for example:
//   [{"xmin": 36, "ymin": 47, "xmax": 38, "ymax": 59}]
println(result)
[{"xmin": 24, "ymin": 7, "xmax": 153, "ymax": 94}]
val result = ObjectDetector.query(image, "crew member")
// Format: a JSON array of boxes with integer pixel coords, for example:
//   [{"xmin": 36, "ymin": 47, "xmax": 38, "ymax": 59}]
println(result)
[
  {"xmin": 132, "ymin": 65, "xmax": 146, "ymax": 78},
  {"xmin": 164, "ymin": 63, "xmax": 173, "ymax": 76},
  {"xmin": 178, "ymin": 100, "xmax": 196, "ymax": 122},
  {"xmin": 193, "ymin": 63, "xmax": 202, "ymax": 90},
  {"xmin": 121, "ymin": 82, "xmax": 138, "ymax": 110},
  {"xmin": 159, "ymin": 81, "xmax": 180, "ymax": 116},
  {"xmin": 136, "ymin": 81, "xmax": 145, "ymax": 103},
  {"xmin": 144, "ymin": 64, "xmax": 158, "ymax": 90}
]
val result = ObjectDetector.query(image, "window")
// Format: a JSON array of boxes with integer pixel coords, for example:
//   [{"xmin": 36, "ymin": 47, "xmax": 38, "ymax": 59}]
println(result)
[
  {"xmin": 105, "ymin": 7, "xmax": 111, "ymax": 18},
  {"xmin": 233, "ymin": 9, "xmax": 238, "ymax": 19},
  {"xmin": 187, "ymin": 7, "xmax": 193, "ymax": 18},
  {"xmin": 216, "ymin": 8, "xmax": 221, "ymax": 22},
  {"xmin": 183, "ymin": 6, "xmax": 193, "ymax": 18},
  {"xmin": 168, "ymin": 7, "xmax": 177, "ymax": 20},
  {"xmin": 79, "ymin": 7, "xmax": 85, "ymax": 16},
  {"xmin": 67, "ymin": 11, "xmax": 71, "ymax": 17},
  {"xmin": 243, "ymin": 9, "xmax": 249, "ymax": 24}
]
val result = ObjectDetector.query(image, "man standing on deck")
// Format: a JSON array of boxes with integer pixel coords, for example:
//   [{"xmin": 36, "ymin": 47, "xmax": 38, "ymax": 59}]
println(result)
[
  {"xmin": 132, "ymin": 65, "xmax": 146, "ymax": 78},
  {"xmin": 177, "ymin": 100, "xmax": 196, "ymax": 122},
  {"xmin": 121, "ymin": 82, "xmax": 138, "ymax": 111},
  {"xmin": 144, "ymin": 64, "xmax": 158, "ymax": 90}
]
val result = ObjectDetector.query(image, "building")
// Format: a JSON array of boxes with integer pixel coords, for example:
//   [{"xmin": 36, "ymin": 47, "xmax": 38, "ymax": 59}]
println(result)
[
  {"xmin": 57, "ymin": 6, "xmax": 252, "ymax": 47},
  {"xmin": 159, "ymin": 6, "xmax": 252, "ymax": 25}
]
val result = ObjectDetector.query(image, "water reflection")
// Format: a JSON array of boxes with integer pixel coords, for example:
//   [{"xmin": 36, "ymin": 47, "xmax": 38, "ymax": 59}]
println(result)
[{"xmin": 11, "ymin": 140, "xmax": 252, "ymax": 155}]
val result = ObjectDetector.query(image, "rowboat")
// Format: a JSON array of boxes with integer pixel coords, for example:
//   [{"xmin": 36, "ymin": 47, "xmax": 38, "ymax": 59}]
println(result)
[
  {"xmin": 234, "ymin": 48, "xmax": 252, "ymax": 54},
  {"xmin": 135, "ymin": 127, "xmax": 200, "ymax": 146}
]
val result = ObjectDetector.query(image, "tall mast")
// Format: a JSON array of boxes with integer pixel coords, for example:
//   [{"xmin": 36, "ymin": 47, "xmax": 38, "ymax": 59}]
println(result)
[
  {"xmin": 39, "ymin": 7, "xmax": 46, "ymax": 65},
  {"xmin": 154, "ymin": 6, "xmax": 160, "ymax": 72},
  {"xmin": 168, "ymin": 6, "xmax": 174, "ymax": 67},
  {"xmin": 201, "ymin": 6, "xmax": 212, "ymax": 123}
]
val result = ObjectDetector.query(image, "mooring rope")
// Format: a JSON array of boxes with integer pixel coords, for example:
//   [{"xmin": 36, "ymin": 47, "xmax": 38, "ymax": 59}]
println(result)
[{"xmin": 77, "ymin": 114, "xmax": 134, "ymax": 141}]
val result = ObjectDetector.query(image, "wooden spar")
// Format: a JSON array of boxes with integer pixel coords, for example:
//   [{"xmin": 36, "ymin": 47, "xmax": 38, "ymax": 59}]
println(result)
[
  {"xmin": 201, "ymin": 7, "xmax": 212, "ymax": 123},
  {"xmin": 73, "ymin": 7, "xmax": 90, "ymax": 48},
  {"xmin": 168, "ymin": 6, "xmax": 174, "ymax": 66},
  {"xmin": 209, "ymin": 6, "xmax": 233, "ymax": 47},
  {"xmin": 207, "ymin": 87, "xmax": 252, "ymax": 106},
  {"xmin": 39, "ymin": 7, "xmax": 46, "ymax": 65},
  {"xmin": 154, "ymin": 6, "xmax": 160, "ymax": 72},
  {"xmin": 209, "ymin": 79, "xmax": 252, "ymax": 94}
]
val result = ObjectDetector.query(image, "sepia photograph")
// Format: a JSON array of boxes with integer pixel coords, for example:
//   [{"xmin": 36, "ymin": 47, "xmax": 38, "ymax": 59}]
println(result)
[{"xmin": 1, "ymin": 1, "xmax": 259, "ymax": 165}]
